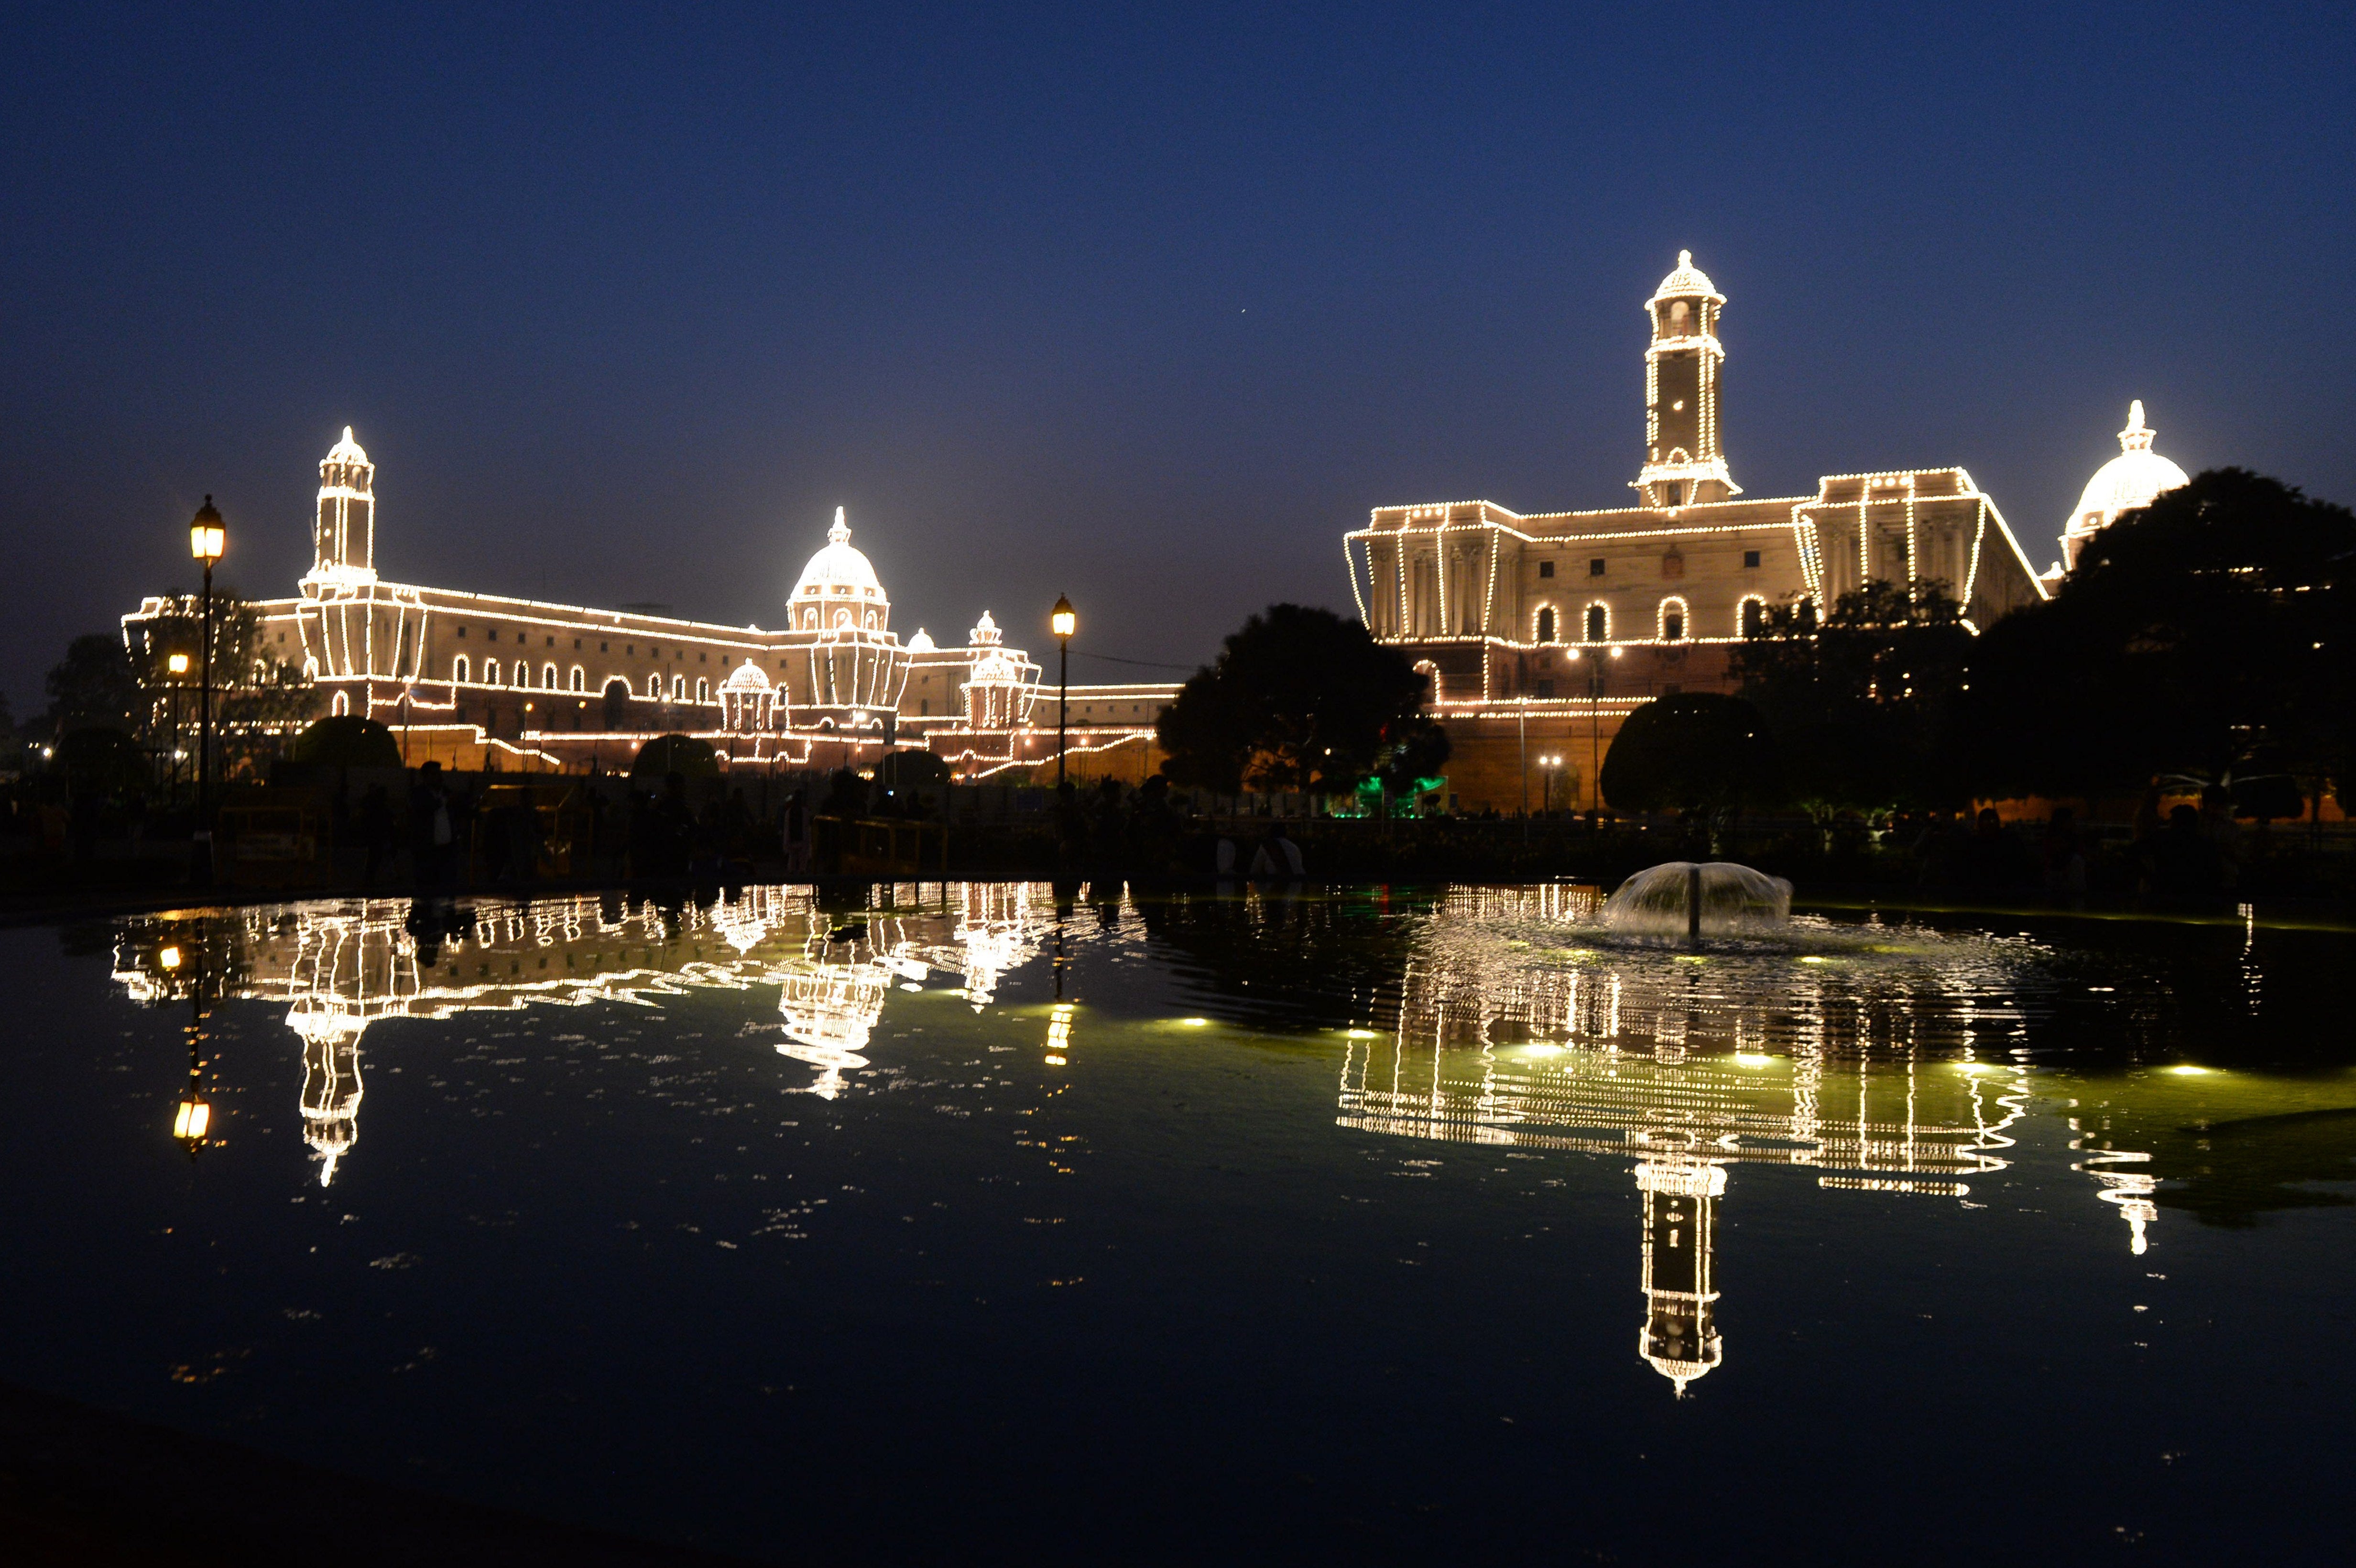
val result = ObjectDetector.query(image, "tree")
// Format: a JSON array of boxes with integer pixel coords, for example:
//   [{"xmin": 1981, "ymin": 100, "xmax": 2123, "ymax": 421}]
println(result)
[
  {"xmin": 45, "ymin": 634, "xmax": 140, "ymax": 735},
  {"xmin": 1730, "ymin": 579, "xmax": 1973, "ymax": 815},
  {"xmin": 1156, "ymin": 604, "xmax": 1439, "ymax": 794},
  {"xmin": 1598, "ymin": 692, "xmax": 1778, "ymax": 814},
  {"xmin": 1963, "ymin": 469, "xmax": 2354, "ymax": 810},
  {"xmin": 120, "ymin": 590, "xmax": 316, "ymax": 780}
]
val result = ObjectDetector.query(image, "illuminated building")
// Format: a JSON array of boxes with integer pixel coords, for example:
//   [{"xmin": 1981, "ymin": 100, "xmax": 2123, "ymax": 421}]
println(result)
[
  {"xmin": 120, "ymin": 432, "xmax": 1160, "ymax": 778},
  {"xmin": 2054, "ymin": 400, "xmax": 2189, "ymax": 574},
  {"xmin": 1347, "ymin": 252, "xmax": 2052, "ymax": 810}
]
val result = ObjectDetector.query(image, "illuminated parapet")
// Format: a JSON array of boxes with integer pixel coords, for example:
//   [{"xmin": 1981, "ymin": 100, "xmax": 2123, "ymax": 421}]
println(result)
[{"xmin": 1636, "ymin": 1157, "xmax": 1725, "ymax": 1394}]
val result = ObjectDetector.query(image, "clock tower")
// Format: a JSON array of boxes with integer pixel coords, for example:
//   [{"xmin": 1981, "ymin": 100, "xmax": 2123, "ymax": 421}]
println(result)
[{"xmin": 1635, "ymin": 251, "xmax": 1737, "ymax": 510}]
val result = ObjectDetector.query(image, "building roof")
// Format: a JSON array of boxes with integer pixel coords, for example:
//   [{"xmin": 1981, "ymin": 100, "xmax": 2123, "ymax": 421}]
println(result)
[
  {"xmin": 324, "ymin": 426, "xmax": 370, "ymax": 467},
  {"xmin": 792, "ymin": 507, "xmax": 884, "ymax": 599},
  {"xmin": 2069, "ymin": 401, "xmax": 2189, "ymax": 532},
  {"xmin": 1649, "ymin": 250, "xmax": 1723, "ymax": 306}
]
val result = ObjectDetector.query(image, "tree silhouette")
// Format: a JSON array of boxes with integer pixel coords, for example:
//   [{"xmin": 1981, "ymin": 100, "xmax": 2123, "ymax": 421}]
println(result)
[
  {"xmin": 1156, "ymin": 603, "xmax": 1439, "ymax": 794},
  {"xmin": 1598, "ymin": 692, "xmax": 1778, "ymax": 814}
]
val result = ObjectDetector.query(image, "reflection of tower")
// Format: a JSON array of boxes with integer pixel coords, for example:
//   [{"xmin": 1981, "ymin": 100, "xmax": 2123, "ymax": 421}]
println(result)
[
  {"xmin": 1635, "ymin": 1158, "xmax": 1724, "ymax": 1395},
  {"xmin": 293, "ymin": 1009, "xmax": 366, "ymax": 1187},
  {"xmin": 776, "ymin": 931, "xmax": 895, "ymax": 1098},
  {"xmin": 2079, "ymin": 1145, "xmax": 2159, "ymax": 1255},
  {"xmin": 1634, "ymin": 252, "xmax": 1737, "ymax": 509}
]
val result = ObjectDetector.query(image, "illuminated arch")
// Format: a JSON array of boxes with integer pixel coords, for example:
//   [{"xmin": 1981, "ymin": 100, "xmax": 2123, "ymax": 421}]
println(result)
[
  {"xmin": 483, "ymin": 658, "xmax": 501, "ymax": 685},
  {"xmin": 541, "ymin": 663, "xmax": 557, "ymax": 689},
  {"xmin": 1737, "ymin": 595, "xmax": 1767, "ymax": 638},
  {"xmin": 331, "ymin": 690, "xmax": 349, "ymax": 716},
  {"xmin": 1412, "ymin": 658, "xmax": 1440, "ymax": 703},
  {"xmin": 1583, "ymin": 602, "xmax": 1610, "ymax": 642},
  {"xmin": 1658, "ymin": 596, "xmax": 1689, "ymax": 641},
  {"xmin": 1534, "ymin": 604, "xmax": 1557, "ymax": 644},
  {"xmin": 569, "ymin": 665, "xmax": 585, "ymax": 692},
  {"xmin": 695, "ymin": 677, "xmax": 710, "ymax": 704},
  {"xmin": 453, "ymin": 655, "xmax": 471, "ymax": 683},
  {"xmin": 645, "ymin": 674, "xmax": 662, "ymax": 698}
]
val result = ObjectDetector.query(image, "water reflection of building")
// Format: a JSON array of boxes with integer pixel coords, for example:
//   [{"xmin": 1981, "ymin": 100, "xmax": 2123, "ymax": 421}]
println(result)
[
  {"xmin": 111, "ymin": 883, "xmax": 1054, "ymax": 1181},
  {"xmin": 1336, "ymin": 887, "xmax": 2037, "ymax": 1394}
]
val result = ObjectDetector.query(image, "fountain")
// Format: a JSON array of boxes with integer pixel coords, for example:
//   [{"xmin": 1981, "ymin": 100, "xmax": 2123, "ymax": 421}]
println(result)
[{"xmin": 1600, "ymin": 862, "xmax": 1792, "ymax": 940}]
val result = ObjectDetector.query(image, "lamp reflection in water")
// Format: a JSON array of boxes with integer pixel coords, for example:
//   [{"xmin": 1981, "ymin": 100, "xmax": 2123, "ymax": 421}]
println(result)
[
  {"xmin": 112, "ymin": 885, "xmax": 1056, "ymax": 1178},
  {"xmin": 166, "ymin": 942, "xmax": 213, "ymax": 1155}
]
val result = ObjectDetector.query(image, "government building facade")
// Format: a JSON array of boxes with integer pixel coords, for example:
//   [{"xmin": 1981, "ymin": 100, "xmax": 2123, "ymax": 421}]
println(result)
[
  {"xmin": 1352, "ymin": 252, "xmax": 2185, "ymax": 810},
  {"xmin": 126, "ymin": 431, "xmax": 1167, "ymax": 779}
]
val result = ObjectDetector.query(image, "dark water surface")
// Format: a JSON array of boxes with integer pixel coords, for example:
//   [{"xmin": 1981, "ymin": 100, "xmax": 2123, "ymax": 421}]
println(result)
[{"xmin": 3, "ymin": 883, "xmax": 2352, "ymax": 1564}]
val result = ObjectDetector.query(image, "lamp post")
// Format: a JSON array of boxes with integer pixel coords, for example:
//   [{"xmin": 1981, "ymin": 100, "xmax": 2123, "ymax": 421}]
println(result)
[
  {"xmin": 165, "ymin": 651, "xmax": 190, "ymax": 802},
  {"xmin": 166, "ymin": 941, "xmax": 211, "ymax": 1157},
  {"xmin": 189, "ymin": 499, "xmax": 226, "ymax": 886},
  {"xmin": 1572, "ymin": 644, "xmax": 1622, "ymax": 815},
  {"xmin": 1050, "ymin": 594, "xmax": 1076, "ymax": 787},
  {"xmin": 1517, "ymin": 695, "xmax": 1530, "ymax": 843}
]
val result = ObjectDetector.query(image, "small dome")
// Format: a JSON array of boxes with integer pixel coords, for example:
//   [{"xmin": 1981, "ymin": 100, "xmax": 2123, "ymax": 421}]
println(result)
[
  {"xmin": 969, "ymin": 610, "xmax": 1003, "ymax": 647},
  {"xmin": 325, "ymin": 425, "xmax": 369, "ymax": 466},
  {"xmin": 2063, "ymin": 401, "xmax": 2189, "ymax": 567},
  {"xmin": 1649, "ymin": 250, "xmax": 1723, "ymax": 305},
  {"xmin": 720, "ymin": 658, "xmax": 772, "ymax": 693},
  {"xmin": 906, "ymin": 628, "xmax": 937, "ymax": 653},
  {"xmin": 792, "ymin": 506, "xmax": 884, "ymax": 600}
]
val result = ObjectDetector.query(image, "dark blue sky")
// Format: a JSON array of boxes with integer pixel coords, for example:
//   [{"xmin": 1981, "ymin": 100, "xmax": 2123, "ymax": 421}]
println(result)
[{"xmin": 4, "ymin": 1, "xmax": 2350, "ymax": 708}]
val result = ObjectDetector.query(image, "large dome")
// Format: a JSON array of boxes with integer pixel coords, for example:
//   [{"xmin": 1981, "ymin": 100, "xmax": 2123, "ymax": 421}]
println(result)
[
  {"xmin": 2063, "ymin": 402, "xmax": 2189, "ymax": 569},
  {"xmin": 792, "ymin": 507, "xmax": 884, "ymax": 599}
]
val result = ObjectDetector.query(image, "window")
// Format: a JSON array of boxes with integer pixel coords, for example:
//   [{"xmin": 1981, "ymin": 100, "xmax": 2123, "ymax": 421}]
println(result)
[
  {"xmin": 332, "ymin": 691, "xmax": 349, "ymax": 716},
  {"xmin": 646, "ymin": 674, "xmax": 662, "ymax": 698},
  {"xmin": 1660, "ymin": 597, "xmax": 1688, "ymax": 641},
  {"xmin": 488, "ymin": 628, "xmax": 498, "ymax": 641},
  {"xmin": 919, "ymin": 699, "xmax": 929, "ymax": 716},
  {"xmin": 457, "ymin": 626, "xmax": 467, "ymax": 638},
  {"xmin": 543, "ymin": 663, "xmax": 557, "ymax": 688},
  {"xmin": 672, "ymin": 675, "xmax": 685, "ymax": 699},
  {"xmin": 1740, "ymin": 598, "xmax": 1766, "ymax": 637},
  {"xmin": 545, "ymin": 636, "xmax": 555, "ymax": 648},
  {"xmin": 600, "ymin": 642, "xmax": 609, "ymax": 652},
  {"xmin": 454, "ymin": 655, "xmax": 471, "ymax": 683},
  {"xmin": 1538, "ymin": 560, "xmax": 1554, "ymax": 579},
  {"xmin": 699, "ymin": 651, "xmax": 708, "ymax": 663},
  {"xmin": 574, "ymin": 639, "xmax": 582, "ymax": 649},
  {"xmin": 1589, "ymin": 557, "xmax": 1606, "ymax": 577},
  {"xmin": 1743, "ymin": 549, "xmax": 1761, "ymax": 568},
  {"xmin": 1536, "ymin": 607, "xmax": 1556, "ymax": 643},
  {"xmin": 514, "ymin": 664, "xmax": 530, "ymax": 689},
  {"xmin": 484, "ymin": 658, "xmax": 501, "ymax": 684},
  {"xmin": 1663, "ymin": 482, "xmax": 1684, "ymax": 507},
  {"xmin": 570, "ymin": 665, "xmax": 585, "ymax": 692},
  {"xmin": 695, "ymin": 678, "xmax": 710, "ymax": 703},
  {"xmin": 1535, "ymin": 679, "xmax": 1555, "ymax": 699},
  {"xmin": 1584, "ymin": 604, "xmax": 1608, "ymax": 642}
]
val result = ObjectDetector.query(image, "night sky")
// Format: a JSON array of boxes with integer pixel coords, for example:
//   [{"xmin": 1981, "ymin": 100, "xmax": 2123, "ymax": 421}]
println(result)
[{"xmin": 4, "ymin": 2, "xmax": 2350, "ymax": 709}]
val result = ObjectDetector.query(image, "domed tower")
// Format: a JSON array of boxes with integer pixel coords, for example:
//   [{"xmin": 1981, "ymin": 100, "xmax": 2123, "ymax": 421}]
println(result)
[
  {"xmin": 308, "ymin": 427, "xmax": 378, "ymax": 586},
  {"xmin": 2062, "ymin": 401, "xmax": 2189, "ymax": 570},
  {"xmin": 1635, "ymin": 1157, "xmax": 1725, "ymax": 1395},
  {"xmin": 1634, "ymin": 252, "xmax": 1738, "ymax": 510},
  {"xmin": 782, "ymin": 507, "xmax": 909, "ymax": 725},
  {"xmin": 961, "ymin": 611, "xmax": 1029, "ymax": 730}
]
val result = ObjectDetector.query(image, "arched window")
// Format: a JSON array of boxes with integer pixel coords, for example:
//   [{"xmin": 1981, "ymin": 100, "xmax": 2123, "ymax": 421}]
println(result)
[
  {"xmin": 484, "ymin": 658, "xmax": 501, "ymax": 684},
  {"xmin": 1535, "ymin": 606, "xmax": 1556, "ymax": 644},
  {"xmin": 453, "ymin": 655, "xmax": 471, "ymax": 684},
  {"xmin": 695, "ymin": 677, "xmax": 710, "ymax": 703},
  {"xmin": 543, "ymin": 663, "xmax": 557, "ymax": 689},
  {"xmin": 331, "ymin": 690, "xmax": 349, "ymax": 716},
  {"xmin": 1412, "ymin": 658, "xmax": 1440, "ymax": 702},
  {"xmin": 1739, "ymin": 597, "xmax": 1767, "ymax": 638},
  {"xmin": 834, "ymin": 608, "xmax": 851, "ymax": 629},
  {"xmin": 1659, "ymin": 597, "xmax": 1688, "ymax": 642},
  {"xmin": 1584, "ymin": 604, "xmax": 1608, "ymax": 642},
  {"xmin": 672, "ymin": 675, "xmax": 686, "ymax": 699},
  {"xmin": 513, "ymin": 664, "xmax": 530, "ymax": 689},
  {"xmin": 646, "ymin": 673, "xmax": 662, "ymax": 698},
  {"xmin": 570, "ymin": 665, "xmax": 585, "ymax": 692}
]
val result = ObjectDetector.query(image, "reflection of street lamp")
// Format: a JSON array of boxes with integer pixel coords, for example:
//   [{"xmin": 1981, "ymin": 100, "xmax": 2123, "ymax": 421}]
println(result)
[
  {"xmin": 189, "ymin": 500, "xmax": 227, "ymax": 886},
  {"xmin": 172, "ymin": 941, "xmax": 211, "ymax": 1157},
  {"xmin": 1050, "ymin": 595, "xmax": 1076, "ymax": 787}
]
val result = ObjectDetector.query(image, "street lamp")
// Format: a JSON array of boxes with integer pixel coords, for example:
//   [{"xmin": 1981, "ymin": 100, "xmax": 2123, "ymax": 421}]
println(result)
[
  {"xmin": 189, "ymin": 499, "xmax": 226, "ymax": 886},
  {"xmin": 1050, "ymin": 594, "xmax": 1076, "ymax": 788},
  {"xmin": 165, "ymin": 651, "xmax": 190, "ymax": 802},
  {"xmin": 1569, "ymin": 644, "xmax": 1622, "ymax": 814}
]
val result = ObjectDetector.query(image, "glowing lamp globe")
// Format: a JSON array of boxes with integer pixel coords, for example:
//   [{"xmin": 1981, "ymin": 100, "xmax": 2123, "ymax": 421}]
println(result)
[
  {"xmin": 1050, "ymin": 595, "xmax": 1076, "ymax": 640},
  {"xmin": 166, "ymin": 652, "xmax": 190, "ymax": 675},
  {"xmin": 189, "ymin": 497, "xmax": 226, "ymax": 561}
]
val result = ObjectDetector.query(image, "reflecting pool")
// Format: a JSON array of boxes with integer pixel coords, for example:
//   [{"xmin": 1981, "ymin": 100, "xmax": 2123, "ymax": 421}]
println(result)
[{"xmin": 5, "ymin": 883, "xmax": 2354, "ymax": 1561}]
